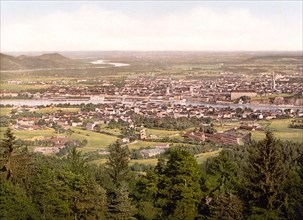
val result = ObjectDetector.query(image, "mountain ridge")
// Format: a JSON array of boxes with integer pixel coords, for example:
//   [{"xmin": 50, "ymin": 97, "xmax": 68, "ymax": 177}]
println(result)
[{"xmin": 0, "ymin": 53, "xmax": 81, "ymax": 70}]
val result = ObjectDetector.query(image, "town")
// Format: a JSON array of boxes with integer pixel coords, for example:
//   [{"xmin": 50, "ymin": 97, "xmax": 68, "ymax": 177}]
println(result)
[{"xmin": 1, "ymin": 73, "xmax": 303, "ymax": 106}]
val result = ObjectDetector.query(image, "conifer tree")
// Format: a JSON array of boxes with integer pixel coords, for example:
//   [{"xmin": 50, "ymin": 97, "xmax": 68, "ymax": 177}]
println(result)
[
  {"xmin": 157, "ymin": 149, "xmax": 202, "ymax": 220},
  {"xmin": 204, "ymin": 150, "xmax": 244, "ymax": 219},
  {"xmin": 0, "ymin": 128, "xmax": 16, "ymax": 181},
  {"xmin": 106, "ymin": 141, "xmax": 136, "ymax": 219},
  {"xmin": 107, "ymin": 141, "xmax": 130, "ymax": 187},
  {"xmin": 243, "ymin": 131, "xmax": 288, "ymax": 218}
]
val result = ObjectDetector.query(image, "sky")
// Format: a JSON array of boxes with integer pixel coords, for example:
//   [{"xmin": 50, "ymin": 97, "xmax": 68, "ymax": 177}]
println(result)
[{"xmin": 1, "ymin": 1, "xmax": 302, "ymax": 52}]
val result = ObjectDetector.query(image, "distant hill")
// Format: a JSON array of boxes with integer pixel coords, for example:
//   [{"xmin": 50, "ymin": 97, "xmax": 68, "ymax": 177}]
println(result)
[{"xmin": 0, "ymin": 53, "xmax": 82, "ymax": 70}]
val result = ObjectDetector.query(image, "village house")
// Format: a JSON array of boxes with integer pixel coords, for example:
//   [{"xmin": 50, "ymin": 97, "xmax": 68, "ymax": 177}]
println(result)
[{"xmin": 140, "ymin": 148, "xmax": 166, "ymax": 158}]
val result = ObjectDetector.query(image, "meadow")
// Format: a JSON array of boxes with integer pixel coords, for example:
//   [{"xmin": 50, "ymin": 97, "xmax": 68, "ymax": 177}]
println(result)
[
  {"xmin": 35, "ymin": 107, "xmax": 80, "ymax": 114},
  {"xmin": 251, "ymin": 118, "xmax": 303, "ymax": 142},
  {"xmin": 0, "ymin": 83, "xmax": 51, "ymax": 91},
  {"xmin": 0, "ymin": 108, "xmax": 12, "ymax": 116},
  {"xmin": 70, "ymin": 128, "xmax": 117, "ymax": 153}
]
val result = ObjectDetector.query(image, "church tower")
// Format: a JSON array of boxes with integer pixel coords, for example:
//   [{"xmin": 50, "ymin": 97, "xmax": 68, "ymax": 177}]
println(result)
[{"xmin": 272, "ymin": 72, "xmax": 276, "ymax": 92}]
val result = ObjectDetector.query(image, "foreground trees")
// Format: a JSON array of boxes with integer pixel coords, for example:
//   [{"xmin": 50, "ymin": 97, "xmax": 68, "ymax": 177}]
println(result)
[
  {"xmin": 243, "ymin": 131, "xmax": 303, "ymax": 219},
  {"xmin": 0, "ymin": 128, "xmax": 302, "ymax": 219}
]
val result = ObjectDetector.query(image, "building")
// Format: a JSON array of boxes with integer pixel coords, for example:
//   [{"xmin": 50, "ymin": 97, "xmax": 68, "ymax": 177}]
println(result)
[
  {"xmin": 230, "ymin": 90, "xmax": 257, "ymax": 100},
  {"xmin": 272, "ymin": 72, "xmax": 276, "ymax": 92},
  {"xmin": 140, "ymin": 148, "xmax": 165, "ymax": 158},
  {"xmin": 140, "ymin": 128, "xmax": 147, "ymax": 140}
]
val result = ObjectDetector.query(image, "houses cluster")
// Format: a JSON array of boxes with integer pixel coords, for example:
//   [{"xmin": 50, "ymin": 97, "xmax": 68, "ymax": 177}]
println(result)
[
  {"xmin": 2, "ymin": 74, "xmax": 302, "ymax": 104},
  {"xmin": 183, "ymin": 129, "xmax": 252, "ymax": 145},
  {"xmin": 10, "ymin": 99, "xmax": 303, "ymax": 134},
  {"xmin": 140, "ymin": 143, "xmax": 170, "ymax": 158},
  {"xmin": 34, "ymin": 136, "xmax": 69, "ymax": 154}
]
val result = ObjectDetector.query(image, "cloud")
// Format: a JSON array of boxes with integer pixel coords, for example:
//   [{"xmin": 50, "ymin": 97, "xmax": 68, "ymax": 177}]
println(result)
[{"xmin": 1, "ymin": 5, "xmax": 302, "ymax": 51}]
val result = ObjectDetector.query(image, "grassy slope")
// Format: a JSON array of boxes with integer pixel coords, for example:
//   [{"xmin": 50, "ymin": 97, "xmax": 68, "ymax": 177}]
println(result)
[
  {"xmin": 195, "ymin": 149, "xmax": 223, "ymax": 164},
  {"xmin": 0, "ymin": 108, "xmax": 12, "ymax": 116},
  {"xmin": 35, "ymin": 107, "xmax": 80, "ymax": 114},
  {"xmin": 251, "ymin": 118, "xmax": 303, "ymax": 142},
  {"xmin": 146, "ymin": 128, "xmax": 180, "ymax": 137},
  {"xmin": 0, "ymin": 84, "xmax": 51, "ymax": 91},
  {"xmin": 70, "ymin": 128, "xmax": 117, "ymax": 153},
  {"xmin": 213, "ymin": 119, "xmax": 302, "ymax": 143}
]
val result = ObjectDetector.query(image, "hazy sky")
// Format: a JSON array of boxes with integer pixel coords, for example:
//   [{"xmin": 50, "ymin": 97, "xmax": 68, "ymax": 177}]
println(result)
[{"xmin": 1, "ymin": 1, "xmax": 302, "ymax": 52}]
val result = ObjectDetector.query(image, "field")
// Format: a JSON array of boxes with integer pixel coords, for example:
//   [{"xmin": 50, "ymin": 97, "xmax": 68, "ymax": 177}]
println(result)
[
  {"xmin": 0, "ymin": 108, "xmax": 13, "ymax": 116},
  {"xmin": 212, "ymin": 118, "xmax": 303, "ymax": 143},
  {"xmin": 0, "ymin": 83, "xmax": 51, "ymax": 91},
  {"xmin": 146, "ymin": 128, "xmax": 180, "ymax": 137},
  {"xmin": 213, "ymin": 121, "xmax": 241, "ymax": 132},
  {"xmin": 0, "ymin": 126, "xmax": 117, "ymax": 153},
  {"xmin": 8, "ymin": 128, "xmax": 56, "ymax": 140},
  {"xmin": 251, "ymin": 118, "xmax": 303, "ymax": 142},
  {"xmin": 70, "ymin": 128, "xmax": 117, "ymax": 153},
  {"xmin": 128, "ymin": 149, "xmax": 223, "ymax": 166},
  {"xmin": 129, "ymin": 158, "xmax": 159, "ymax": 166},
  {"xmin": 35, "ymin": 107, "xmax": 80, "ymax": 114},
  {"xmin": 98, "ymin": 124, "xmax": 122, "ymax": 136},
  {"xmin": 195, "ymin": 149, "xmax": 222, "ymax": 164},
  {"xmin": 126, "ymin": 140, "xmax": 172, "ymax": 150}
]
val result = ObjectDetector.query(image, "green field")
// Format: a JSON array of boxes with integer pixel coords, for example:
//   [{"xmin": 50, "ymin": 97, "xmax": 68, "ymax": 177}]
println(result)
[
  {"xmin": 0, "ymin": 108, "xmax": 13, "ymax": 116},
  {"xmin": 251, "ymin": 118, "xmax": 303, "ymax": 142},
  {"xmin": 213, "ymin": 119, "xmax": 303, "ymax": 143},
  {"xmin": 195, "ymin": 149, "xmax": 222, "ymax": 164},
  {"xmin": 146, "ymin": 128, "xmax": 180, "ymax": 137},
  {"xmin": 213, "ymin": 121, "xmax": 241, "ymax": 132},
  {"xmin": 6, "ymin": 128, "xmax": 57, "ymax": 140},
  {"xmin": 35, "ymin": 107, "xmax": 80, "ymax": 114},
  {"xmin": 126, "ymin": 140, "xmax": 173, "ymax": 150},
  {"xmin": 0, "ymin": 84, "xmax": 51, "ymax": 91},
  {"xmin": 70, "ymin": 128, "xmax": 117, "ymax": 153},
  {"xmin": 129, "ymin": 158, "xmax": 159, "ymax": 166},
  {"xmin": 99, "ymin": 124, "xmax": 122, "ymax": 136}
]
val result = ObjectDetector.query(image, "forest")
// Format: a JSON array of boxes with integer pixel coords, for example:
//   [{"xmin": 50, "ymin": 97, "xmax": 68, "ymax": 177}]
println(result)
[{"xmin": 0, "ymin": 127, "xmax": 302, "ymax": 220}]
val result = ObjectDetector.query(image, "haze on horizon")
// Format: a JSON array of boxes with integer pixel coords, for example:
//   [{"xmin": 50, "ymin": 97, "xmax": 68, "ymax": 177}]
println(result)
[{"xmin": 1, "ymin": 1, "xmax": 302, "ymax": 52}]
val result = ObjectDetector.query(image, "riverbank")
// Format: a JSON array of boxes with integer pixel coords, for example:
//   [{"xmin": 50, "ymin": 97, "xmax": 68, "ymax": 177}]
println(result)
[{"xmin": 1, "ymin": 98, "xmax": 302, "ymax": 111}]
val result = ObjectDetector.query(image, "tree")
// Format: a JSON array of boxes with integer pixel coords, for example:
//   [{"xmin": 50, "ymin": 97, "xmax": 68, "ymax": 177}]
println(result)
[
  {"xmin": 106, "ymin": 141, "xmax": 130, "ymax": 187},
  {"xmin": 157, "ymin": 149, "xmax": 202, "ymax": 219},
  {"xmin": 66, "ymin": 147, "xmax": 87, "ymax": 174},
  {"xmin": 28, "ymin": 154, "xmax": 107, "ymax": 220},
  {"xmin": 243, "ymin": 131, "xmax": 289, "ymax": 218},
  {"xmin": 0, "ymin": 181, "xmax": 39, "ymax": 219},
  {"xmin": 0, "ymin": 128, "xmax": 16, "ymax": 181},
  {"xmin": 106, "ymin": 141, "xmax": 136, "ymax": 219},
  {"xmin": 133, "ymin": 170, "xmax": 161, "ymax": 220},
  {"xmin": 203, "ymin": 151, "xmax": 244, "ymax": 219},
  {"xmin": 107, "ymin": 182, "xmax": 136, "ymax": 220},
  {"xmin": 0, "ymin": 127, "xmax": 31, "ymax": 184},
  {"xmin": 209, "ymin": 192, "xmax": 244, "ymax": 220}
]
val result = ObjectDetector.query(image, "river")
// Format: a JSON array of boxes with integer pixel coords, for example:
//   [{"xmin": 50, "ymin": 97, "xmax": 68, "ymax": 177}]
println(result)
[
  {"xmin": 0, "ymin": 60, "xmax": 130, "ymax": 73},
  {"xmin": 1, "ymin": 99, "xmax": 302, "ymax": 111},
  {"xmin": 90, "ymin": 60, "xmax": 130, "ymax": 67}
]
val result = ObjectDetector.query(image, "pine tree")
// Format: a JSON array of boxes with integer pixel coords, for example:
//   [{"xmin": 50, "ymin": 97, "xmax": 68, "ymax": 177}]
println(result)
[
  {"xmin": 0, "ymin": 181, "xmax": 40, "ymax": 219},
  {"xmin": 0, "ymin": 128, "xmax": 32, "ymax": 185},
  {"xmin": 107, "ymin": 182, "xmax": 136, "ymax": 220},
  {"xmin": 66, "ymin": 147, "xmax": 87, "ymax": 174},
  {"xmin": 0, "ymin": 128, "xmax": 16, "ymax": 181},
  {"xmin": 157, "ymin": 149, "xmax": 202, "ymax": 220},
  {"xmin": 106, "ymin": 141, "xmax": 130, "ymax": 188},
  {"xmin": 133, "ymin": 170, "xmax": 160, "ymax": 219},
  {"xmin": 106, "ymin": 141, "xmax": 136, "ymax": 219},
  {"xmin": 243, "ymin": 131, "xmax": 288, "ymax": 218},
  {"xmin": 203, "ymin": 150, "xmax": 244, "ymax": 219}
]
